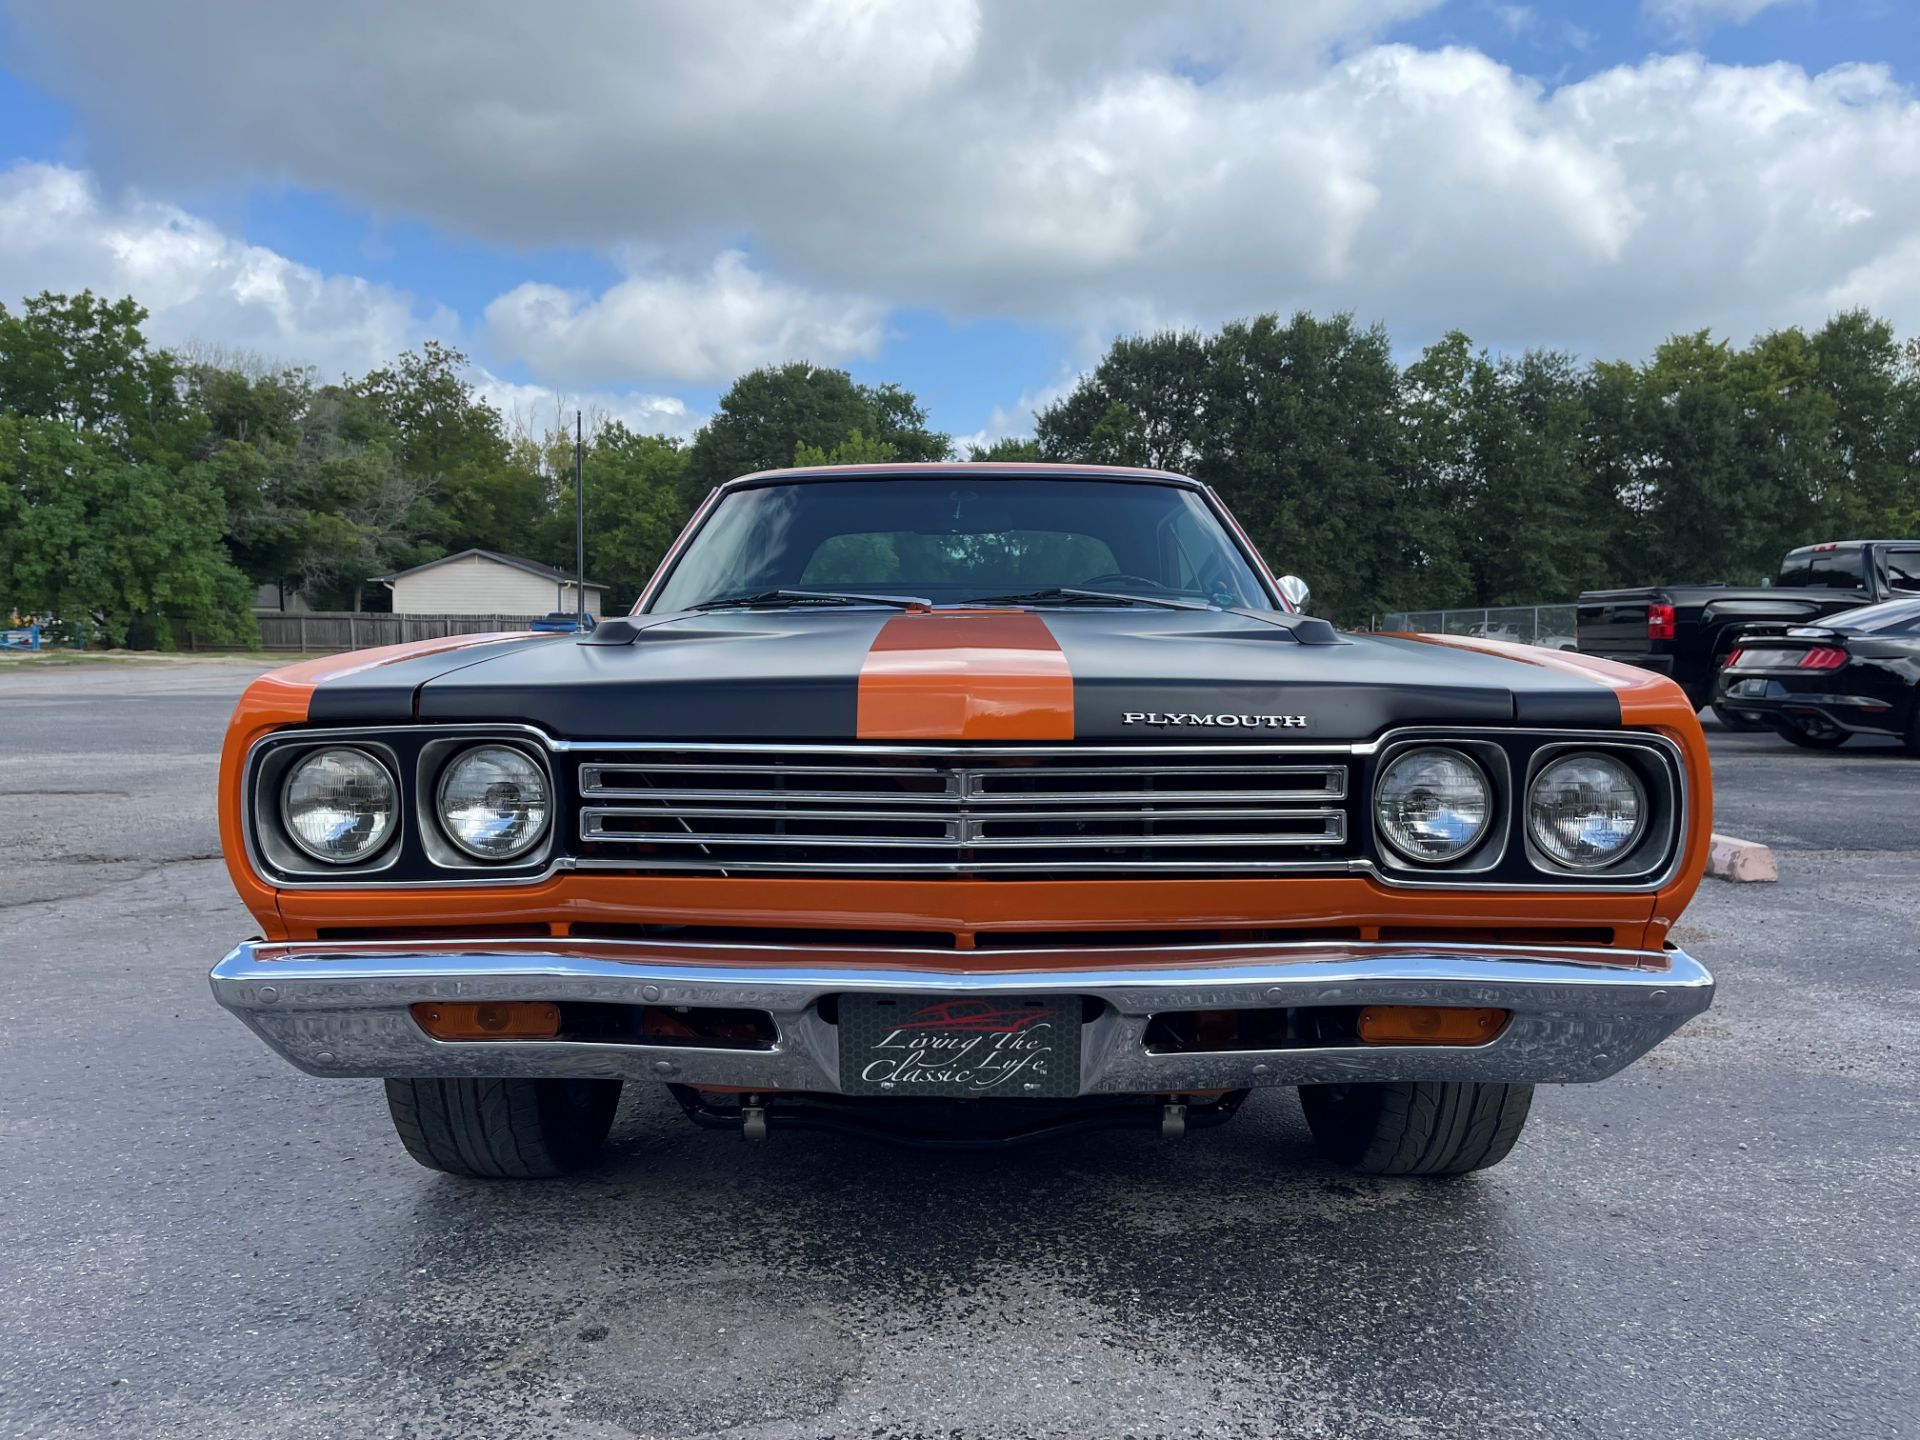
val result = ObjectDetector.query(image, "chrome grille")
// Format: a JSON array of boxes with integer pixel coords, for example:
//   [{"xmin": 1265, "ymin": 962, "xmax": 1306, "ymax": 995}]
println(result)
[{"xmin": 573, "ymin": 745, "xmax": 1354, "ymax": 875}]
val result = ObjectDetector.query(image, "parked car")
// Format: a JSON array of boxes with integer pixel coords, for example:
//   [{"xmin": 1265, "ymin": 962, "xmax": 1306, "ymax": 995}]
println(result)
[
  {"xmin": 1575, "ymin": 539, "xmax": 1920, "ymax": 727},
  {"xmin": 1467, "ymin": 622, "xmax": 1577, "ymax": 652},
  {"xmin": 209, "ymin": 463, "xmax": 1714, "ymax": 1179},
  {"xmin": 1715, "ymin": 595, "xmax": 1920, "ymax": 752}
]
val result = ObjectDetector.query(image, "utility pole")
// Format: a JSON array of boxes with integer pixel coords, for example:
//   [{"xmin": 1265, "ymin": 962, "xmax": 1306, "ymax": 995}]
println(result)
[{"xmin": 574, "ymin": 409, "xmax": 586, "ymax": 631}]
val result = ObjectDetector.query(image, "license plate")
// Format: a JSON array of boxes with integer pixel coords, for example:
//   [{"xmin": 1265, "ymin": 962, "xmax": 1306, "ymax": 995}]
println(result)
[{"xmin": 837, "ymin": 994, "xmax": 1082, "ymax": 1098}]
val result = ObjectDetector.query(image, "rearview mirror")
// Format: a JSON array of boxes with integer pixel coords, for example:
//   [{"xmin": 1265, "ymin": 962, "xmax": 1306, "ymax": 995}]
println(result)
[{"xmin": 1277, "ymin": 575, "xmax": 1310, "ymax": 611}]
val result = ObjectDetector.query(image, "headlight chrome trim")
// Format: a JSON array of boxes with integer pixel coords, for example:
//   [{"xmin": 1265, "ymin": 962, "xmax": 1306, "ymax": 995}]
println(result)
[
  {"xmin": 423, "ymin": 740, "xmax": 556, "ymax": 867},
  {"xmin": 1521, "ymin": 740, "xmax": 1677, "ymax": 881},
  {"xmin": 1369, "ymin": 736, "xmax": 1512, "ymax": 877},
  {"xmin": 252, "ymin": 740, "xmax": 406, "ymax": 879}
]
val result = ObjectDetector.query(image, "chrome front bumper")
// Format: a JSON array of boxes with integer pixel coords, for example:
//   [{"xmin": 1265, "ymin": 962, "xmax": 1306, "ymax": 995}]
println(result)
[{"xmin": 210, "ymin": 937, "xmax": 1713, "ymax": 1094}]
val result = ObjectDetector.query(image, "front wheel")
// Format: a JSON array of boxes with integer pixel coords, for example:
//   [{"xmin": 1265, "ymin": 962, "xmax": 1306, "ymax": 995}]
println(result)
[
  {"xmin": 384, "ymin": 1077, "xmax": 623, "ymax": 1177},
  {"xmin": 1298, "ymin": 1081, "xmax": 1533, "ymax": 1176}
]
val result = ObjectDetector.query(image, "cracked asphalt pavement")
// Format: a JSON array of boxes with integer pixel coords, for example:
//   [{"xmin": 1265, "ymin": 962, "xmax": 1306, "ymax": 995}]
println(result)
[{"xmin": 1, "ymin": 658, "xmax": 1916, "ymax": 1439}]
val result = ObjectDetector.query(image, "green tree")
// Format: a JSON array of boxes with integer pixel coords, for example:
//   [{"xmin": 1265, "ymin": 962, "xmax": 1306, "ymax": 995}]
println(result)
[
  {"xmin": 964, "ymin": 436, "xmax": 1044, "ymax": 462},
  {"xmin": 793, "ymin": 428, "xmax": 894, "ymax": 467},
  {"xmin": 0, "ymin": 292, "xmax": 202, "ymax": 462},
  {"xmin": 1041, "ymin": 313, "xmax": 1413, "ymax": 621},
  {"xmin": 683, "ymin": 363, "xmax": 949, "ymax": 497},
  {"xmin": 1402, "ymin": 336, "xmax": 1617, "ymax": 605},
  {"xmin": 0, "ymin": 413, "xmax": 253, "ymax": 645},
  {"xmin": 1035, "ymin": 331, "xmax": 1210, "ymax": 472},
  {"xmin": 0, "ymin": 292, "xmax": 252, "ymax": 643},
  {"xmin": 354, "ymin": 341, "xmax": 542, "ymax": 555},
  {"xmin": 533, "ymin": 422, "xmax": 692, "ymax": 612}
]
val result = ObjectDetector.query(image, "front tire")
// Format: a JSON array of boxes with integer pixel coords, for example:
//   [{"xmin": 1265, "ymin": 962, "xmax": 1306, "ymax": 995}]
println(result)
[
  {"xmin": 384, "ymin": 1077, "xmax": 622, "ymax": 1178},
  {"xmin": 1298, "ymin": 1081, "xmax": 1532, "ymax": 1176}
]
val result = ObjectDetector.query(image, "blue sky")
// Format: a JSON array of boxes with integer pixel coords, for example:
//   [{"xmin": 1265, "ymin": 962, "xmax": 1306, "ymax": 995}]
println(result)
[{"xmin": 2, "ymin": 1, "xmax": 1917, "ymax": 445}]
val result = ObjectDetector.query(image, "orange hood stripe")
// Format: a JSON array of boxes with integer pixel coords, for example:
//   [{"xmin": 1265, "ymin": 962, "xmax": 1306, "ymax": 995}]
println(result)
[{"xmin": 857, "ymin": 610, "xmax": 1074, "ymax": 740}]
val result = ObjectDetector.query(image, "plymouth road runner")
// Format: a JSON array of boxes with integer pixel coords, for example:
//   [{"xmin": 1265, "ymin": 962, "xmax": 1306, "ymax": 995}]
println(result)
[{"xmin": 210, "ymin": 464, "xmax": 1714, "ymax": 1178}]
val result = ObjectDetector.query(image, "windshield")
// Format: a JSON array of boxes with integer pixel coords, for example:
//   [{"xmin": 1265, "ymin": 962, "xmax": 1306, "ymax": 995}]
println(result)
[{"xmin": 647, "ymin": 477, "xmax": 1275, "ymax": 612}]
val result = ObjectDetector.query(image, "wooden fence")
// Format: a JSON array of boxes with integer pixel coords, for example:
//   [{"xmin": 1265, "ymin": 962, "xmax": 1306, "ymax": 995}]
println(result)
[{"xmin": 240, "ymin": 612, "xmax": 549, "ymax": 652}]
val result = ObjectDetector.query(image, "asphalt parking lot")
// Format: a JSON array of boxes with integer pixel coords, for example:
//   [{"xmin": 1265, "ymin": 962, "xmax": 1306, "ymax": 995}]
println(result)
[{"xmin": 1, "ymin": 658, "xmax": 1916, "ymax": 1440}]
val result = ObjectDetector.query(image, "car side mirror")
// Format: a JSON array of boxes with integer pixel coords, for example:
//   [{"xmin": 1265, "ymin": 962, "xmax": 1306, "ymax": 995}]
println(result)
[{"xmin": 1277, "ymin": 575, "xmax": 1310, "ymax": 611}]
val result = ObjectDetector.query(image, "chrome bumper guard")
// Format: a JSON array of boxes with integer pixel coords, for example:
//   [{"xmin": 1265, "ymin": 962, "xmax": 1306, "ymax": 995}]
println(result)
[{"xmin": 210, "ymin": 937, "xmax": 1713, "ymax": 1093}]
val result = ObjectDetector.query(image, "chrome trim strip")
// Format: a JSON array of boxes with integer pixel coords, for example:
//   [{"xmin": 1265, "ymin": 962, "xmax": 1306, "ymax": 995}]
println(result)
[
  {"xmin": 210, "ymin": 936, "xmax": 1713, "ymax": 1091},
  {"xmin": 578, "ymin": 761, "xmax": 1348, "ymax": 806}
]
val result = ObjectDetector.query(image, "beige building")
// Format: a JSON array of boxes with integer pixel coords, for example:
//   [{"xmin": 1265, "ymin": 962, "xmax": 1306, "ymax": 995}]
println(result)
[{"xmin": 375, "ymin": 550, "xmax": 608, "ymax": 618}]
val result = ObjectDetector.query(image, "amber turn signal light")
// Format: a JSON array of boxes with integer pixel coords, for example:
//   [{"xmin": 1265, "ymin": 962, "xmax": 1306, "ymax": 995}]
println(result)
[
  {"xmin": 1356, "ymin": 1005, "xmax": 1508, "ymax": 1045},
  {"xmin": 411, "ymin": 1001, "xmax": 561, "ymax": 1040}
]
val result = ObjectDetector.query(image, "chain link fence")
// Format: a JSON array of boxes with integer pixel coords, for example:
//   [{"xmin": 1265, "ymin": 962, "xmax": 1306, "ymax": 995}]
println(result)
[{"xmin": 1378, "ymin": 605, "xmax": 1579, "ymax": 650}]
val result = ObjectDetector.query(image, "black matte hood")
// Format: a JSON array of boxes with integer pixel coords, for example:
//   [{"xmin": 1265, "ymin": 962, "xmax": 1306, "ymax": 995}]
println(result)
[{"xmin": 301, "ymin": 609, "xmax": 1621, "ymax": 741}]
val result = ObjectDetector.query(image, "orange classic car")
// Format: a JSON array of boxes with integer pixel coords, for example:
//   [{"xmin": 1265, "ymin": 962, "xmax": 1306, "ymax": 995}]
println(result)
[{"xmin": 211, "ymin": 464, "xmax": 1714, "ymax": 1178}]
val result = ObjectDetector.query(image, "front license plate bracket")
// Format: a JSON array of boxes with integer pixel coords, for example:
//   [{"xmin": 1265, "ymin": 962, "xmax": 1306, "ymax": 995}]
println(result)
[{"xmin": 837, "ymin": 994, "xmax": 1083, "ymax": 1099}]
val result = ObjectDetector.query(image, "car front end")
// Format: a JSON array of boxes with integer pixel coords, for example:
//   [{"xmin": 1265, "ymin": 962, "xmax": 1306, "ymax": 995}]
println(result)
[{"xmin": 210, "ymin": 465, "xmax": 1716, "ymax": 1176}]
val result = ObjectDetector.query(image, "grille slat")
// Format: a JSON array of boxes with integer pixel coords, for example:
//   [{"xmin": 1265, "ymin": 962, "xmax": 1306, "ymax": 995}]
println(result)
[{"xmin": 574, "ymin": 746, "xmax": 1355, "ymax": 876}]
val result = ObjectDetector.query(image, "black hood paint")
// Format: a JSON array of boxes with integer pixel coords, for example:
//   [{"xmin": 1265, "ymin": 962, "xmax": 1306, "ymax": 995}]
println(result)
[{"xmin": 302, "ymin": 610, "xmax": 1620, "ymax": 741}]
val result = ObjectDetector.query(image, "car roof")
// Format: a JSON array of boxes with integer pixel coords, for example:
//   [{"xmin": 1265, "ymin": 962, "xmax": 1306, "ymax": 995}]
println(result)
[
  {"xmin": 1782, "ymin": 540, "xmax": 1919, "ymax": 554},
  {"xmin": 720, "ymin": 461, "xmax": 1201, "ymax": 490}
]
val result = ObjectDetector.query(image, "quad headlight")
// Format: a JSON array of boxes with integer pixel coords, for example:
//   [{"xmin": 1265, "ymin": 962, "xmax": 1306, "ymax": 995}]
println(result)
[
  {"xmin": 1374, "ymin": 747, "xmax": 1493, "ymax": 863},
  {"xmin": 281, "ymin": 747, "xmax": 398, "ymax": 864},
  {"xmin": 435, "ymin": 745, "xmax": 551, "ymax": 860},
  {"xmin": 1527, "ymin": 752, "xmax": 1646, "ymax": 869}
]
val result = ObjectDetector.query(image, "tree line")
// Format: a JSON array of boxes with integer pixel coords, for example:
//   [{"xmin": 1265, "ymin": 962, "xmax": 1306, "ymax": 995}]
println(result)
[{"xmin": 3, "ymin": 289, "xmax": 1916, "ymax": 642}]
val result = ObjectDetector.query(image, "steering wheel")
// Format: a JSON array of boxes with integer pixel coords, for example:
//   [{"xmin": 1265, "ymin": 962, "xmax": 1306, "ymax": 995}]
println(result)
[{"xmin": 1077, "ymin": 572, "xmax": 1172, "ymax": 592}]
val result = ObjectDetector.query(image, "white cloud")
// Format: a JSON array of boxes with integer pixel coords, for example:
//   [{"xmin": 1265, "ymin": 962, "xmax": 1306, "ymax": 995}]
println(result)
[
  {"xmin": 6, "ymin": 0, "xmax": 1920, "ymax": 406},
  {"xmin": 1642, "ymin": 0, "xmax": 1808, "ymax": 41},
  {"xmin": 483, "ymin": 251, "xmax": 886, "ymax": 385},
  {"xmin": 0, "ymin": 161, "xmax": 705, "ymax": 436},
  {"xmin": 0, "ymin": 161, "xmax": 440, "ymax": 379},
  {"xmin": 472, "ymin": 372, "xmax": 699, "ymax": 442}
]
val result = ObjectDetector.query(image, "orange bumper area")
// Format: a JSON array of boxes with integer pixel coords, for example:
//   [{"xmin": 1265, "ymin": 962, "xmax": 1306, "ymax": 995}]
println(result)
[{"xmin": 259, "ymin": 872, "xmax": 1671, "ymax": 961}]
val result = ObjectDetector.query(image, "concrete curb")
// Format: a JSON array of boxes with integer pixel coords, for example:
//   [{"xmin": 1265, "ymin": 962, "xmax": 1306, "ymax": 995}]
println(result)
[{"xmin": 1708, "ymin": 832, "xmax": 1778, "ymax": 883}]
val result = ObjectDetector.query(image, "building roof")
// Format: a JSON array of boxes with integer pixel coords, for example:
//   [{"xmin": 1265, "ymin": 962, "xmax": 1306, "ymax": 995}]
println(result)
[{"xmin": 373, "ymin": 549, "xmax": 607, "ymax": 589}]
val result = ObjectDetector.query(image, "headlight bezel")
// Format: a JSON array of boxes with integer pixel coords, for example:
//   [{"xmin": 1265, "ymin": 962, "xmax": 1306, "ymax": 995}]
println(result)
[
  {"xmin": 1365, "ymin": 729, "xmax": 1685, "ymax": 888},
  {"xmin": 430, "ymin": 742, "xmax": 554, "ymax": 863},
  {"xmin": 1369, "ymin": 737, "xmax": 1512, "ymax": 874},
  {"xmin": 252, "ymin": 740, "xmax": 405, "ymax": 877},
  {"xmin": 1522, "ymin": 743, "xmax": 1672, "ymax": 878},
  {"xmin": 243, "ymin": 725, "xmax": 563, "ymax": 886}
]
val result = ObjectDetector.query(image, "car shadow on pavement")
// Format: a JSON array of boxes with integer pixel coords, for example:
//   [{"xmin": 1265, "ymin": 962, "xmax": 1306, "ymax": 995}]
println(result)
[{"xmin": 377, "ymin": 1085, "xmax": 1552, "ymax": 1436}]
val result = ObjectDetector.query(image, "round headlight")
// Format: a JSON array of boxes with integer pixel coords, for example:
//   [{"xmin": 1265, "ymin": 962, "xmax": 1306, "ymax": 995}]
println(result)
[
  {"xmin": 1528, "ymin": 752, "xmax": 1646, "ymax": 869},
  {"xmin": 1375, "ymin": 748, "xmax": 1493, "ymax": 863},
  {"xmin": 436, "ymin": 745, "xmax": 551, "ymax": 860},
  {"xmin": 282, "ymin": 747, "xmax": 397, "ymax": 865}
]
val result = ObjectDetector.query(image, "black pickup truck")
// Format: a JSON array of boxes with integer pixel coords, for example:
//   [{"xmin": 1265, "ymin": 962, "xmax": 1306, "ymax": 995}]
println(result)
[{"xmin": 1576, "ymin": 540, "xmax": 1920, "ymax": 724}]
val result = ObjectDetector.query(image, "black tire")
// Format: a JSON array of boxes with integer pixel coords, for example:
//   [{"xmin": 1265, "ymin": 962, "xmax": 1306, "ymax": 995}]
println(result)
[
  {"xmin": 384, "ymin": 1077, "xmax": 622, "ymax": 1178},
  {"xmin": 1298, "ymin": 1081, "xmax": 1533, "ymax": 1176},
  {"xmin": 1905, "ymin": 699, "xmax": 1920, "ymax": 758},
  {"xmin": 1710, "ymin": 702, "xmax": 1768, "ymax": 732},
  {"xmin": 1774, "ymin": 723, "xmax": 1850, "ymax": 750}
]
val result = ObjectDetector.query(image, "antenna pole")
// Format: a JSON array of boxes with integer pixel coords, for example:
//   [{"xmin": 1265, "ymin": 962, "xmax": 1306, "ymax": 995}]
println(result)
[{"xmin": 574, "ymin": 409, "xmax": 586, "ymax": 631}]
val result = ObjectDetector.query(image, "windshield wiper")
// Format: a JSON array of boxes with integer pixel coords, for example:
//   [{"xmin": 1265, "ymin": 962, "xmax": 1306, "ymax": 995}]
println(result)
[
  {"xmin": 960, "ymin": 586, "xmax": 1214, "ymax": 612},
  {"xmin": 688, "ymin": 589, "xmax": 932, "ymax": 612}
]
